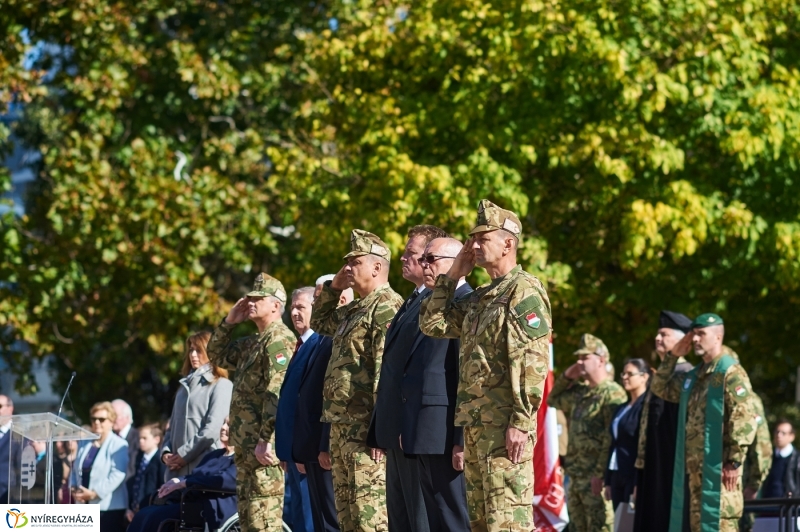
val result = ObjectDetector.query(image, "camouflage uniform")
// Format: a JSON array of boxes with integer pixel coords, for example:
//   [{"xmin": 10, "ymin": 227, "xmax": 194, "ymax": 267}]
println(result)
[
  {"xmin": 419, "ymin": 200, "xmax": 551, "ymax": 532},
  {"xmin": 207, "ymin": 273, "xmax": 296, "ymax": 532},
  {"xmin": 743, "ymin": 393, "xmax": 772, "ymax": 495},
  {"xmin": 651, "ymin": 324, "xmax": 759, "ymax": 532},
  {"xmin": 310, "ymin": 229, "xmax": 403, "ymax": 532},
  {"xmin": 547, "ymin": 334, "xmax": 626, "ymax": 532}
]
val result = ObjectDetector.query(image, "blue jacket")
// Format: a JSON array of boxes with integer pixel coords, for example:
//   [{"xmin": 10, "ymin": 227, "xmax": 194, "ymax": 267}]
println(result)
[
  {"xmin": 183, "ymin": 449, "xmax": 237, "ymax": 530},
  {"xmin": 275, "ymin": 332, "xmax": 320, "ymax": 461},
  {"xmin": 292, "ymin": 335, "xmax": 334, "ymax": 463},
  {"xmin": 72, "ymin": 433, "xmax": 129, "ymax": 510}
]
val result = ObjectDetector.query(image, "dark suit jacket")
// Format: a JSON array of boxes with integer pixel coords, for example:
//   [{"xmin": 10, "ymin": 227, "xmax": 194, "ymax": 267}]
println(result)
[
  {"xmin": 276, "ymin": 332, "xmax": 318, "ymax": 461},
  {"xmin": 367, "ymin": 287, "xmax": 429, "ymax": 451},
  {"xmin": 399, "ymin": 283, "xmax": 472, "ymax": 455},
  {"xmin": 0, "ymin": 429, "xmax": 10, "ymax": 503},
  {"xmin": 292, "ymin": 335, "xmax": 334, "ymax": 463},
  {"xmin": 605, "ymin": 393, "xmax": 645, "ymax": 485},
  {"xmin": 127, "ymin": 450, "xmax": 167, "ymax": 510},
  {"xmin": 123, "ymin": 426, "xmax": 140, "ymax": 480}
]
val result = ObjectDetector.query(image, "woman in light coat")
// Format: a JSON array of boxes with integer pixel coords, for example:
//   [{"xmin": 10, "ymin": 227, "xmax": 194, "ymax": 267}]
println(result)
[
  {"xmin": 161, "ymin": 331, "xmax": 233, "ymax": 480},
  {"xmin": 71, "ymin": 401, "xmax": 129, "ymax": 531}
]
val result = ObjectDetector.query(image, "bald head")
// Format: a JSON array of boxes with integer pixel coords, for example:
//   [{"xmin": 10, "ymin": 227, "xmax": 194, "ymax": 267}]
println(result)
[{"xmin": 422, "ymin": 237, "xmax": 464, "ymax": 289}]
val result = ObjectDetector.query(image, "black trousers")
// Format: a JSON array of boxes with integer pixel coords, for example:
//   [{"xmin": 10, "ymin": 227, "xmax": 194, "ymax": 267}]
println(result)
[
  {"xmin": 305, "ymin": 461, "xmax": 340, "ymax": 532},
  {"xmin": 386, "ymin": 449, "xmax": 429, "ymax": 532},
  {"xmin": 418, "ymin": 453, "xmax": 470, "ymax": 532},
  {"xmin": 608, "ymin": 470, "xmax": 635, "ymax": 510},
  {"xmin": 100, "ymin": 509, "xmax": 127, "ymax": 532}
]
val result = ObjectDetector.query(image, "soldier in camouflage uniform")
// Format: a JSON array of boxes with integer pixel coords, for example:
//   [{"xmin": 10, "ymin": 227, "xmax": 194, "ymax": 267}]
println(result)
[
  {"xmin": 310, "ymin": 229, "xmax": 403, "ymax": 532},
  {"xmin": 652, "ymin": 313, "xmax": 759, "ymax": 532},
  {"xmin": 207, "ymin": 273, "xmax": 297, "ymax": 532},
  {"xmin": 419, "ymin": 200, "xmax": 551, "ymax": 532},
  {"xmin": 743, "ymin": 393, "xmax": 772, "ymax": 498},
  {"xmin": 547, "ymin": 334, "xmax": 626, "ymax": 532}
]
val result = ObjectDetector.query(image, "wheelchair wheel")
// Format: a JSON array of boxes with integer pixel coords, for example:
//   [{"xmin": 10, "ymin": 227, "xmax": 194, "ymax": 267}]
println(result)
[{"xmin": 217, "ymin": 514, "xmax": 240, "ymax": 532}]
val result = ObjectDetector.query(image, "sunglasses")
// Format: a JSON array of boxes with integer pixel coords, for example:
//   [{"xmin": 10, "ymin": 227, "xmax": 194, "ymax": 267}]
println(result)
[
  {"xmin": 90, "ymin": 417, "xmax": 108, "ymax": 423},
  {"xmin": 421, "ymin": 254, "xmax": 456, "ymax": 265}
]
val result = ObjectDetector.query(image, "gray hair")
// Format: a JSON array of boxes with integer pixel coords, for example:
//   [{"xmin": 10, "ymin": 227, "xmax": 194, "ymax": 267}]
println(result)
[
  {"xmin": 292, "ymin": 286, "xmax": 315, "ymax": 303},
  {"xmin": 111, "ymin": 399, "xmax": 133, "ymax": 424},
  {"xmin": 315, "ymin": 274, "xmax": 335, "ymax": 286},
  {"xmin": 268, "ymin": 295, "xmax": 285, "ymax": 315}
]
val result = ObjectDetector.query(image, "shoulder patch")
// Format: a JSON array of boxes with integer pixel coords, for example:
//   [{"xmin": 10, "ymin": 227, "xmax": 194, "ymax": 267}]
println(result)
[
  {"xmin": 513, "ymin": 295, "xmax": 550, "ymax": 340},
  {"xmin": 374, "ymin": 303, "xmax": 399, "ymax": 326}
]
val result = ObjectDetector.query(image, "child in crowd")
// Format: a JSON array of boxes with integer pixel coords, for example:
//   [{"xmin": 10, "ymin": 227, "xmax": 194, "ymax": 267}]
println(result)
[{"xmin": 125, "ymin": 423, "xmax": 167, "ymax": 523}]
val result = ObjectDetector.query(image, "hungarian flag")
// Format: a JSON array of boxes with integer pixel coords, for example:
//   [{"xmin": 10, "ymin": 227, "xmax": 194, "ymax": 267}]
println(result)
[{"xmin": 533, "ymin": 341, "xmax": 569, "ymax": 530}]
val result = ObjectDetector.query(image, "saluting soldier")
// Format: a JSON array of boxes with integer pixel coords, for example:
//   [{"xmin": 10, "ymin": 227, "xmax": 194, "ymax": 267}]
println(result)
[
  {"xmin": 547, "ymin": 334, "xmax": 626, "ymax": 532},
  {"xmin": 311, "ymin": 229, "xmax": 404, "ymax": 532},
  {"xmin": 419, "ymin": 199, "xmax": 551, "ymax": 532},
  {"xmin": 207, "ymin": 273, "xmax": 296, "ymax": 532},
  {"xmin": 651, "ymin": 313, "xmax": 759, "ymax": 532}
]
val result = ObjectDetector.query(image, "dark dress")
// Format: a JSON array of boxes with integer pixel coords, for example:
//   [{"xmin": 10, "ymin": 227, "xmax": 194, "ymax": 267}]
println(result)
[
  {"xmin": 127, "ymin": 449, "xmax": 237, "ymax": 532},
  {"xmin": 605, "ymin": 394, "xmax": 646, "ymax": 510}
]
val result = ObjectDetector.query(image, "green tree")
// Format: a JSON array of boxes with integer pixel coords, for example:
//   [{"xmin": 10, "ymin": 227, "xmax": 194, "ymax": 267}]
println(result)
[{"xmin": 2, "ymin": 0, "xmax": 800, "ymax": 419}]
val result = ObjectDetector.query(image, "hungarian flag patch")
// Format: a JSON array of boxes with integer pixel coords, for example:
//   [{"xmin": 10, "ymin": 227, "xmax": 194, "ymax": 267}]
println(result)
[
  {"xmin": 514, "ymin": 295, "xmax": 549, "ymax": 340},
  {"xmin": 735, "ymin": 385, "xmax": 746, "ymax": 397},
  {"xmin": 275, "ymin": 353, "xmax": 287, "ymax": 366},
  {"xmin": 526, "ymin": 312, "xmax": 541, "ymax": 329}
]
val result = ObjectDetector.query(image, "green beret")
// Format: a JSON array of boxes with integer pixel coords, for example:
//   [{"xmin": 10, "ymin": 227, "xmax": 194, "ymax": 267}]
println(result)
[{"xmin": 691, "ymin": 313, "xmax": 724, "ymax": 329}]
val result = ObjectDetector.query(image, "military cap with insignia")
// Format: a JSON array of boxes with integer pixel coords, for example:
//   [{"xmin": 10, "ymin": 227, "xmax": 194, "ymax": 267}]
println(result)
[
  {"xmin": 246, "ymin": 272, "xmax": 287, "ymax": 304},
  {"xmin": 691, "ymin": 312, "xmax": 723, "ymax": 329},
  {"xmin": 659, "ymin": 310, "xmax": 692, "ymax": 333},
  {"xmin": 573, "ymin": 333, "xmax": 609, "ymax": 357},
  {"xmin": 469, "ymin": 199, "xmax": 522, "ymax": 237},
  {"xmin": 343, "ymin": 229, "xmax": 391, "ymax": 262}
]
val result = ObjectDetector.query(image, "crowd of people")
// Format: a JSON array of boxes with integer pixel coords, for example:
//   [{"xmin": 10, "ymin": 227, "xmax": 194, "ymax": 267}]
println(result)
[{"xmin": 0, "ymin": 198, "xmax": 795, "ymax": 532}]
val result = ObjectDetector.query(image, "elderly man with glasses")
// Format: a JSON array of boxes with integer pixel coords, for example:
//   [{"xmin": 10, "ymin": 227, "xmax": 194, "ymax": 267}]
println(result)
[{"xmin": 547, "ymin": 334, "xmax": 627, "ymax": 532}]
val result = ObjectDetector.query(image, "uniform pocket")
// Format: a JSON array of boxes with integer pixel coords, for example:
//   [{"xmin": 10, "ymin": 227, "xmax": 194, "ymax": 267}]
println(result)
[
  {"xmin": 487, "ymin": 446, "xmax": 533, "ymax": 514},
  {"xmin": 720, "ymin": 476, "xmax": 744, "ymax": 519}
]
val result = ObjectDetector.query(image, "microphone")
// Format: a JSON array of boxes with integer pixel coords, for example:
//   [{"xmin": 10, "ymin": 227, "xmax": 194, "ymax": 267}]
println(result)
[{"xmin": 57, "ymin": 371, "xmax": 76, "ymax": 420}]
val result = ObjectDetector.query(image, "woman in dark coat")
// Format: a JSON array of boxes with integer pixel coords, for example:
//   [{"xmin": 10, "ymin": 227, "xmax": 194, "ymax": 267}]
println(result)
[
  {"xmin": 604, "ymin": 358, "xmax": 650, "ymax": 510},
  {"xmin": 128, "ymin": 419, "xmax": 237, "ymax": 532}
]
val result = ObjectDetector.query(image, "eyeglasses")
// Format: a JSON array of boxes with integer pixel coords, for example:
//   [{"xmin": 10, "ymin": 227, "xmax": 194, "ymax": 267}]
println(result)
[
  {"xmin": 421, "ymin": 254, "xmax": 456, "ymax": 265},
  {"xmin": 620, "ymin": 371, "xmax": 644, "ymax": 378},
  {"xmin": 90, "ymin": 417, "xmax": 108, "ymax": 424}
]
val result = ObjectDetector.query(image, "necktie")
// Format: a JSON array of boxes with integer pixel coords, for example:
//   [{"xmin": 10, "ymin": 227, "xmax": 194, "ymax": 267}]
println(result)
[
  {"xmin": 294, "ymin": 338, "xmax": 303, "ymax": 354},
  {"xmin": 131, "ymin": 455, "xmax": 150, "ymax": 510}
]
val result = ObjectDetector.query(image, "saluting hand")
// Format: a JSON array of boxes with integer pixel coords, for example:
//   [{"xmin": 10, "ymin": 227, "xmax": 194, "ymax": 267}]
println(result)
[
  {"xmin": 447, "ymin": 238, "xmax": 477, "ymax": 280},
  {"xmin": 225, "ymin": 298, "xmax": 250, "ymax": 325},
  {"xmin": 564, "ymin": 363, "xmax": 583, "ymax": 380},
  {"xmin": 330, "ymin": 264, "xmax": 350, "ymax": 291},
  {"xmin": 669, "ymin": 332, "xmax": 694, "ymax": 358}
]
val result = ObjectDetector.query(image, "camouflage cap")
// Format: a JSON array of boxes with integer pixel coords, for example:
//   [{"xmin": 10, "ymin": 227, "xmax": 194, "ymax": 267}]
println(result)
[
  {"xmin": 246, "ymin": 272, "xmax": 287, "ymax": 304},
  {"xmin": 469, "ymin": 199, "xmax": 522, "ymax": 237},
  {"xmin": 573, "ymin": 333, "xmax": 609, "ymax": 357},
  {"xmin": 691, "ymin": 312, "xmax": 724, "ymax": 329},
  {"xmin": 343, "ymin": 229, "xmax": 391, "ymax": 261}
]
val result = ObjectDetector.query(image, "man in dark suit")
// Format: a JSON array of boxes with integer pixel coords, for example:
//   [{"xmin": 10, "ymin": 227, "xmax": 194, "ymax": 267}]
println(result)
[
  {"xmin": 367, "ymin": 225, "xmax": 448, "ymax": 532},
  {"xmin": 293, "ymin": 277, "xmax": 353, "ymax": 532},
  {"xmin": 275, "ymin": 286, "xmax": 317, "ymax": 532},
  {"xmin": 405, "ymin": 237, "xmax": 472, "ymax": 532},
  {"xmin": 112, "ymin": 398, "xmax": 140, "ymax": 480},
  {"xmin": 0, "ymin": 395, "xmax": 13, "ymax": 504}
]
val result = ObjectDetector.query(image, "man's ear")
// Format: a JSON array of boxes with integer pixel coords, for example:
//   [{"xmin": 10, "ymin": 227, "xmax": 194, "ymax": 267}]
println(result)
[{"xmin": 372, "ymin": 259, "xmax": 382, "ymax": 277}]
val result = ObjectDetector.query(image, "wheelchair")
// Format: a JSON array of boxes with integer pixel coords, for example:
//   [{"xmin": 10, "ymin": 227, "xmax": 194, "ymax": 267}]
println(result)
[{"xmin": 155, "ymin": 486, "xmax": 291, "ymax": 532}]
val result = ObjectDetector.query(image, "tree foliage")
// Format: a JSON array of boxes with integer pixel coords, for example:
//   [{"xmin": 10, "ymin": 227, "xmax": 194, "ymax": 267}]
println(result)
[{"xmin": 2, "ymin": 0, "xmax": 800, "ymax": 419}]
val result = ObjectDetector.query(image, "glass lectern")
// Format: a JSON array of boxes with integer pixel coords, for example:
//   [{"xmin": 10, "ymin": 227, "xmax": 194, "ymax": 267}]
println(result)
[{"xmin": 0, "ymin": 413, "xmax": 98, "ymax": 504}]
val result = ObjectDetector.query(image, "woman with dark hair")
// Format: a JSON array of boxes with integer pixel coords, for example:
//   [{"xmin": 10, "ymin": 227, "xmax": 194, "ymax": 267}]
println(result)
[
  {"xmin": 161, "ymin": 331, "xmax": 233, "ymax": 480},
  {"xmin": 604, "ymin": 358, "xmax": 651, "ymax": 510}
]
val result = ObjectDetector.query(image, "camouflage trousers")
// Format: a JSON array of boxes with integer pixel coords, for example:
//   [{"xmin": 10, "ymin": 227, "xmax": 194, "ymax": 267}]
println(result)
[
  {"xmin": 235, "ymin": 448, "xmax": 284, "ymax": 532},
  {"xmin": 329, "ymin": 422, "xmax": 388, "ymax": 532},
  {"xmin": 686, "ymin": 468, "xmax": 743, "ymax": 531},
  {"xmin": 463, "ymin": 425, "xmax": 533, "ymax": 532},
  {"xmin": 566, "ymin": 475, "xmax": 613, "ymax": 532}
]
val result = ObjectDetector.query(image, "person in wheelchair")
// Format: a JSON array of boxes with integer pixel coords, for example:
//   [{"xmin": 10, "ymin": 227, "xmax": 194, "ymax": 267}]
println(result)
[{"xmin": 128, "ymin": 419, "xmax": 237, "ymax": 532}]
